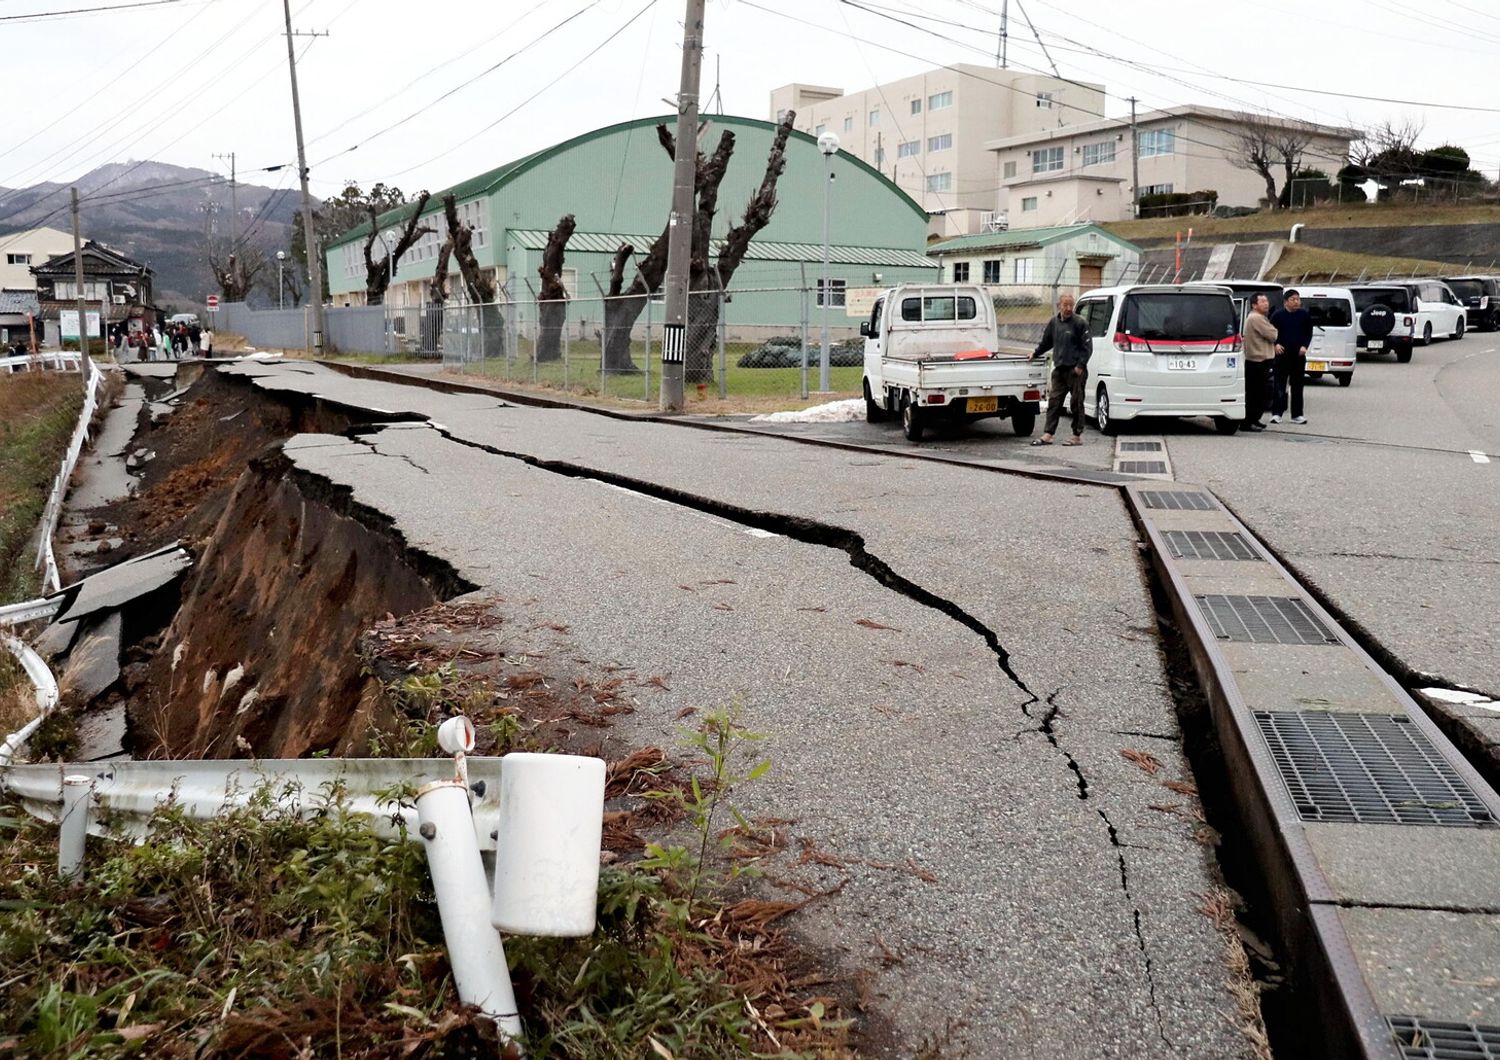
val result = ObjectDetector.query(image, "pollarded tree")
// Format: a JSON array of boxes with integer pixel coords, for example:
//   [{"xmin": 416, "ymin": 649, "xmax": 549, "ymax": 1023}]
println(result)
[
  {"xmin": 599, "ymin": 110, "xmax": 796, "ymax": 380},
  {"xmin": 442, "ymin": 193, "xmax": 505, "ymax": 358},
  {"xmin": 208, "ymin": 242, "xmax": 267, "ymax": 303},
  {"xmin": 536, "ymin": 214, "xmax": 576, "ymax": 363},
  {"xmin": 363, "ymin": 191, "xmax": 433, "ymax": 305}
]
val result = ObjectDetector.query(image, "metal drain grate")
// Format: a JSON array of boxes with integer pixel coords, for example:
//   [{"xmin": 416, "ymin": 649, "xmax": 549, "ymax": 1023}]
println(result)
[
  {"xmin": 1197, "ymin": 594, "xmax": 1339, "ymax": 644},
  {"xmin": 1118, "ymin": 460, "xmax": 1169, "ymax": 475},
  {"xmin": 1119, "ymin": 441, "xmax": 1163, "ymax": 452},
  {"xmin": 1390, "ymin": 1016, "xmax": 1500, "ymax": 1058},
  {"xmin": 1164, "ymin": 530, "xmax": 1259, "ymax": 561},
  {"xmin": 1139, "ymin": 490, "xmax": 1215, "ymax": 511},
  {"xmin": 1256, "ymin": 713, "xmax": 1496, "ymax": 827}
]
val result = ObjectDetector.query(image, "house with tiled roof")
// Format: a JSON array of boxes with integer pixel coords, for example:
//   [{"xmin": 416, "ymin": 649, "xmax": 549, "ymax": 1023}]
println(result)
[{"xmin": 31, "ymin": 241, "xmax": 156, "ymax": 345}]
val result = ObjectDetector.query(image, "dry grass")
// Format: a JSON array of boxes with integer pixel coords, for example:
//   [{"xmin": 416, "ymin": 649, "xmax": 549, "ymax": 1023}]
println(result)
[
  {"xmin": 0, "ymin": 372, "xmax": 82, "ymax": 603},
  {"xmin": 1104, "ymin": 201, "xmax": 1500, "ymax": 242},
  {"xmin": 1265, "ymin": 244, "xmax": 1468, "ymax": 283}
]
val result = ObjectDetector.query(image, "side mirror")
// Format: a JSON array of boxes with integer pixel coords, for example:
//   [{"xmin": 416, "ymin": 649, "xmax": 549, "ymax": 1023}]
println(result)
[{"xmin": 859, "ymin": 321, "xmax": 872, "ymax": 337}]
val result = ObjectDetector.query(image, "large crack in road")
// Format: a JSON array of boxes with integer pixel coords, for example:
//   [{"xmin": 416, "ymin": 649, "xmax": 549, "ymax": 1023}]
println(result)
[{"xmin": 350, "ymin": 418, "xmax": 1172, "ymax": 1045}]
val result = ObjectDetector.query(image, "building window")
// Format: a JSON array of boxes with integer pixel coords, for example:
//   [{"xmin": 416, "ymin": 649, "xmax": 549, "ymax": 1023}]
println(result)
[
  {"xmin": 925, "ymin": 172, "xmax": 952, "ymax": 192},
  {"xmin": 1003, "ymin": 160, "xmax": 1017, "ymax": 179},
  {"xmin": 1032, "ymin": 145, "xmax": 1064, "ymax": 173},
  {"xmin": 982, "ymin": 259, "xmax": 1002, "ymax": 284},
  {"xmin": 1082, "ymin": 141, "xmax": 1116, "ymax": 167},
  {"xmin": 910, "ymin": 99, "xmax": 922, "ymax": 115},
  {"xmin": 843, "ymin": 116, "xmax": 853, "ymax": 132},
  {"xmin": 952, "ymin": 262, "xmax": 970, "ymax": 282},
  {"xmin": 1013, "ymin": 258, "xmax": 1035, "ymax": 283},
  {"xmin": 815, "ymin": 123, "xmax": 826, "ymax": 135},
  {"xmin": 56, "ymin": 281, "xmax": 109, "ymax": 300},
  {"xmin": 926, "ymin": 133, "xmax": 952, "ymax": 152},
  {"xmin": 816, "ymin": 278, "xmax": 846, "ymax": 308},
  {"xmin": 868, "ymin": 108, "xmax": 880, "ymax": 126},
  {"xmin": 898, "ymin": 140, "xmax": 920, "ymax": 159},
  {"xmin": 1036, "ymin": 92, "xmax": 1054, "ymax": 109},
  {"xmin": 1141, "ymin": 183, "xmax": 1174, "ymax": 196},
  {"xmin": 6, "ymin": 253, "xmax": 31, "ymax": 265},
  {"xmin": 1140, "ymin": 129, "xmax": 1176, "ymax": 157},
  {"xmin": 928, "ymin": 90, "xmax": 953, "ymax": 110},
  {"xmin": 1022, "ymin": 196, "xmax": 1038, "ymax": 212}
]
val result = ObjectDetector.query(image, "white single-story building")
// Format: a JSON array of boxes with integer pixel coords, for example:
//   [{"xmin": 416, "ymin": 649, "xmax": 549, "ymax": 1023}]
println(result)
[{"xmin": 926, "ymin": 222, "xmax": 1143, "ymax": 300}]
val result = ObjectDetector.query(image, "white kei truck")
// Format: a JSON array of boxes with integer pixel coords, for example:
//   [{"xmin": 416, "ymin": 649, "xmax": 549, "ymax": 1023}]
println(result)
[{"xmin": 859, "ymin": 284, "xmax": 1048, "ymax": 442}]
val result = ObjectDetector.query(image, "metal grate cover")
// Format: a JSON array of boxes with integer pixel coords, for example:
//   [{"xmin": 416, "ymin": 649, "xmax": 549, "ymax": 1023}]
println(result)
[
  {"xmin": 1164, "ymin": 530, "xmax": 1259, "ymax": 561},
  {"xmin": 1257, "ymin": 713, "xmax": 1495, "ymax": 827},
  {"xmin": 1120, "ymin": 441, "xmax": 1163, "ymax": 452},
  {"xmin": 1140, "ymin": 490, "xmax": 1215, "ymax": 511},
  {"xmin": 1197, "ymin": 594, "xmax": 1339, "ymax": 645},
  {"xmin": 1118, "ymin": 460, "xmax": 1169, "ymax": 475},
  {"xmin": 1390, "ymin": 1016, "xmax": 1500, "ymax": 1058}
]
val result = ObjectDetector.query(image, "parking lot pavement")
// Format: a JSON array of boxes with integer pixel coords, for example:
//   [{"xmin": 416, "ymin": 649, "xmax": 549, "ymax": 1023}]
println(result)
[
  {"xmin": 1165, "ymin": 338, "xmax": 1500, "ymax": 697},
  {"xmin": 225, "ymin": 363, "xmax": 1261, "ymax": 1056}
]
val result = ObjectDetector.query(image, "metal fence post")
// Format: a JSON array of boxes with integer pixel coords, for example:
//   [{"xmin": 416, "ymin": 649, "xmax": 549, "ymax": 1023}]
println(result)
[
  {"xmin": 644, "ymin": 294, "xmax": 653, "ymax": 402},
  {"xmin": 59, "ymin": 774, "xmax": 91, "ymax": 879},
  {"xmin": 799, "ymin": 262, "xmax": 809, "ymax": 400},
  {"xmin": 717, "ymin": 287, "xmax": 727, "ymax": 400}
]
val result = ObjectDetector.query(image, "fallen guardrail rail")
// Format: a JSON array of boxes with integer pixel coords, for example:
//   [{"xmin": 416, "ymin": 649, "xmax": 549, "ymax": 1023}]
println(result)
[
  {"xmin": 0, "ymin": 596, "xmax": 64, "ymax": 627},
  {"xmin": 0, "ymin": 634, "xmax": 59, "ymax": 768},
  {"xmin": 33, "ymin": 357, "xmax": 105, "ymax": 594}
]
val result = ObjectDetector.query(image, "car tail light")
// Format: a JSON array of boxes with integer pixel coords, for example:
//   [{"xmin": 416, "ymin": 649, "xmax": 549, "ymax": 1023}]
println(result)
[
  {"xmin": 1113, "ymin": 331, "xmax": 1134, "ymax": 352},
  {"xmin": 1023, "ymin": 389, "xmax": 1041, "ymax": 401},
  {"xmin": 926, "ymin": 392, "xmax": 946, "ymax": 404},
  {"xmin": 1229, "ymin": 335, "xmax": 1243, "ymax": 353}
]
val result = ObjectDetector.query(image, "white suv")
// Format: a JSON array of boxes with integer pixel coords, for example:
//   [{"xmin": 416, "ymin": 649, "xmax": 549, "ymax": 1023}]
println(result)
[{"xmin": 1401, "ymin": 280, "xmax": 1467, "ymax": 344}]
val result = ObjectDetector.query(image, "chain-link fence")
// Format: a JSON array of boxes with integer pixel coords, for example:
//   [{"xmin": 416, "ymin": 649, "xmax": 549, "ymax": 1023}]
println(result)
[{"xmin": 225, "ymin": 284, "xmax": 1085, "ymax": 405}]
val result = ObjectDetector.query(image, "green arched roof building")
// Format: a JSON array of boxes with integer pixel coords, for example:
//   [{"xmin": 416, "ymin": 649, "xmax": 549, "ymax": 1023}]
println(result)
[{"xmin": 324, "ymin": 114, "xmax": 937, "ymax": 325}]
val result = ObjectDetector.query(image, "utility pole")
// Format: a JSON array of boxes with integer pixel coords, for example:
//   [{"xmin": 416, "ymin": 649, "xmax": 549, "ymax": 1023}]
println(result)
[
  {"xmin": 1128, "ymin": 97, "xmax": 1141, "ymax": 219},
  {"xmin": 997, "ymin": 0, "xmax": 1008, "ymax": 68},
  {"xmin": 213, "ymin": 152, "xmax": 237, "ymax": 247},
  {"xmin": 282, "ymin": 0, "xmax": 326, "ymax": 354},
  {"xmin": 70, "ymin": 187, "xmax": 92, "ymax": 382},
  {"xmin": 659, "ymin": 0, "xmax": 705, "ymax": 413}
]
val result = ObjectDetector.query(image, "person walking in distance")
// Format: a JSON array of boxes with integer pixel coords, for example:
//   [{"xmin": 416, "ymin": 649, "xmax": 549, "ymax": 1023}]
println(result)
[
  {"xmin": 1028, "ymin": 293, "xmax": 1093, "ymax": 446},
  {"xmin": 1269, "ymin": 288, "xmax": 1312, "ymax": 424},
  {"xmin": 1242, "ymin": 293, "xmax": 1278, "ymax": 431}
]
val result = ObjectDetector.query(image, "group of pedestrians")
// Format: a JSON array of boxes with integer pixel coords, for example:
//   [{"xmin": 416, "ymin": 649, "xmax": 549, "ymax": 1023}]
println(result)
[
  {"xmin": 109, "ymin": 320, "xmax": 212, "ymax": 362},
  {"xmin": 1243, "ymin": 289, "xmax": 1310, "ymax": 430}
]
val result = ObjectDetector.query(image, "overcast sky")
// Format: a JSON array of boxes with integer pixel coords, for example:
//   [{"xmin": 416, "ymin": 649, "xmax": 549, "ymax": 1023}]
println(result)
[{"xmin": 3, "ymin": 0, "xmax": 1498, "ymax": 201}]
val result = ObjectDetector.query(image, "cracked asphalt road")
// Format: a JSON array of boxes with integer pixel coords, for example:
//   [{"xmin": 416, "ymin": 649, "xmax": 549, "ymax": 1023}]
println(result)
[{"xmin": 228, "ymin": 362, "xmax": 1259, "ymax": 1057}]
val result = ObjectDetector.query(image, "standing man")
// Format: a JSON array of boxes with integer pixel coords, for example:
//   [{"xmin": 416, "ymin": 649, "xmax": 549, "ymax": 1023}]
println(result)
[
  {"xmin": 1243, "ymin": 293, "xmax": 1278, "ymax": 431},
  {"xmin": 1269, "ymin": 288, "xmax": 1312, "ymax": 425},
  {"xmin": 1029, "ymin": 293, "xmax": 1092, "ymax": 446}
]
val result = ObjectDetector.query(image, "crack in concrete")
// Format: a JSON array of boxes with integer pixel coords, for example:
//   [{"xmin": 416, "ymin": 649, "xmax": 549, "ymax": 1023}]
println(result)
[{"xmin": 383, "ymin": 420, "xmax": 1176, "ymax": 1047}]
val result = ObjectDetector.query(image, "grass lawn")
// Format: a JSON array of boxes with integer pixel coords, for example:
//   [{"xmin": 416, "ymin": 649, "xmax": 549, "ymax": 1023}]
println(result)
[
  {"xmin": 1265, "ymin": 244, "xmax": 1468, "ymax": 283},
  {"xmin": 1105, "ymin": 201, "xmax": 1500, "ymax": 243}
]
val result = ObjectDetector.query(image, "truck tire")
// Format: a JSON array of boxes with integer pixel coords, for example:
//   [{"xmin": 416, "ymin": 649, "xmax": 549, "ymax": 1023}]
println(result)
[
  {"xmin": 1336, "ymin": 372, "xmax": 1353, "ymax": 387},
  {"xmin": 1395, "ymin": 344, "xmax": 1413, "ymax": 363},
  {"xmin": 1011, "ymin": 410, "xmax": 1036, "ymax": 437},
  {"xmin": 863, "ymin": 379, "xmax": 885, "ymax": 423},
  {"xmin": 1096, "ymin": 384, "xmax": 1120, "ymax": 437},
  {"xmin": 901, "ymin": 398, "xmax": 924, "ymax": 441}
]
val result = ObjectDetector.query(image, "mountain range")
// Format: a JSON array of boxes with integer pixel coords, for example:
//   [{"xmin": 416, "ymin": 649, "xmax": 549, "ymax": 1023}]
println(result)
[{"xmin": 0, "ymin": 161, "xmax": 312, "ymax": 310}]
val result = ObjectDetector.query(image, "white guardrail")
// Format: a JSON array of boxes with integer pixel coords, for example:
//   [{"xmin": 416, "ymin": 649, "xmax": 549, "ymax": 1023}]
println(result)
[
  {"xmin": 0, "ymin": 351, "xmax": 83, "ymax": 374},
  {"xmin": 0, "ymin": 634, "xmax": 60, "ymax": 768},
  {"xmin": 33, "ymin": 357, "xmax": 104, "ymax": 594}
]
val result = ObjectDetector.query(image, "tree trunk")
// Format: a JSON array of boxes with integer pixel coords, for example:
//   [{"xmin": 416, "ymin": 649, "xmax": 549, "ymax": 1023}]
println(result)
[
  {"xmin": 422, "ymin": 240, "xmax": 451, "ymax": 357},
  {"xmin": 1259, "ymin": 165, "xmax": 1278, "ymax": 208},
  {"xmin": 442, "ymin": 193, "xmax": 504, "ymax": 357},
  {"xmin": 684, "ymin": 275, "xmax": 721, "ymax": 385},
  {"xmin": 602, "ymin": 243, "xmax": 640, "ymax": 372},
  {"xmin": 536, "ymin": 214, "xmax": 575, "ymax": 363},
  {"xmin": 365, "ymin": 191, "xmax": 433, "ymax": 306}
]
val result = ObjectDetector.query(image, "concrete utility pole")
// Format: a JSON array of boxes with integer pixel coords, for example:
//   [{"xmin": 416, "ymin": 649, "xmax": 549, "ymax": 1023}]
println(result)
[
  {"xmin": 997, "ymin": 0, "xmax": 1009, "ymax": 68},
  {"xmin": 70, "ymin": 187, "xmax": 92, "ymax": 382},
  {"xmin": 1128, "ymin": 97, "xmax": 1141, "ymax": 219},
  {"xmin": 282, "ymin": 0, "xmax": 325, "ymax": 354},
  {"xmin": 659, "ymin": 0, "xmax": 706, "ymax": 413},
  {"xmin": 214, "ymin": 151, "xmax": 237, "ymax": 246}
]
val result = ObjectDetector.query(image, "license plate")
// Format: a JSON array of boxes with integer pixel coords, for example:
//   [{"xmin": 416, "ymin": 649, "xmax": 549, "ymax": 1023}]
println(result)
[
  {"xmin": 966, "ymin": 396, "xmax": 998, "ymax": 413},
  {"xmin": 1167, "ymin": 357, "xmax": 1198, "ymax": 370},
  {"xmin": 1368, "ymin": 340, "xmax": 1384, "ymax": 349},
  {"xmin": 1307, "ymin": 361, "xmax": 1328, "ymax": 372}
]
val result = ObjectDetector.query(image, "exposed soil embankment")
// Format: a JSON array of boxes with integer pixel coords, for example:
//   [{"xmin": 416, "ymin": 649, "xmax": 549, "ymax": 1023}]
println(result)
[{"xmin": 67, "ymin": 366, "xmax": 477, "ymax": 760}]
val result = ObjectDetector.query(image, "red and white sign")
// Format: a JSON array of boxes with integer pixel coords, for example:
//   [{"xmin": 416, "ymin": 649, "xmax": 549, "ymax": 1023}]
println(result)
[{"xmin": 206, "ymin": 295, "xmax": 220, "ymax": 312}]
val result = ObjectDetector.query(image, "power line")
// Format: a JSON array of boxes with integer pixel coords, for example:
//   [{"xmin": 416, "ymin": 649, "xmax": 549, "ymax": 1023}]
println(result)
[{"xmin": 0, "ymin": 0, "xmax": 192, "ymax": 22}]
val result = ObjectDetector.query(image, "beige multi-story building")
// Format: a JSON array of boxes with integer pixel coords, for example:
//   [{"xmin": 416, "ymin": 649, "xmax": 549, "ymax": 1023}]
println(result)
[
  {"xmin": 987, "ymin": 105, "xmax": 1359, "ymax": 229},
  {"xmin": 0, "ymin": 226, "xmax": 77, "ymax": 291},
  {"xmin": 770, "ymin": 65, "xmax": 1104, "ymax": 237}
]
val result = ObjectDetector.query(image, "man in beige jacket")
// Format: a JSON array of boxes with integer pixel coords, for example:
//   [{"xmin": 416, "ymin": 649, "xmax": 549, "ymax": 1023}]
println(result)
[{"xmin": 1242, "ymin": 293, "xmax": 1278, "ymax": 432}]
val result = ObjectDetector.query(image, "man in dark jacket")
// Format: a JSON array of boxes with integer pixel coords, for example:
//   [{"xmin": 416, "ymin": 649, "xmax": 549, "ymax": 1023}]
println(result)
[
  {"xmin": 1268, "ymin": 289, "xmax": 1313, "ymax": 424},
  {"xmin": 1029, "ymin": 293, "xmax": 1092, "ymax": 445}
]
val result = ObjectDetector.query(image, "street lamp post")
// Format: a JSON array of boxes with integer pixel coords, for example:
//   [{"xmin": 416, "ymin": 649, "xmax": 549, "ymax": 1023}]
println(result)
[
  {"xmin": 276, "ymin": 250, "xmax": 287, "ymax": 310},
  {"xmin": 817, "ymin": 131, "xmax": 839, "ymax": 393}
]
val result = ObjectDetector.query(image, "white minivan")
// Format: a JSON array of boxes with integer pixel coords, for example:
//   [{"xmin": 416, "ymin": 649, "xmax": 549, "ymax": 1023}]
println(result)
[
  {"xmin": 1072, "ymin": 285, "xmax": 1244, "ymax": 435},
  {"xmin": 1297, "ymin": 286, "xmax": 1358, "ymax": 388}
]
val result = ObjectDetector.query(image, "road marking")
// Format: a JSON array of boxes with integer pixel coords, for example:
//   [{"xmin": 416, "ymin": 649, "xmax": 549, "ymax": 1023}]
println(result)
[{"xmin": 1471, "ymin": 451, "xmax": 1491, "ymax": 464}]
